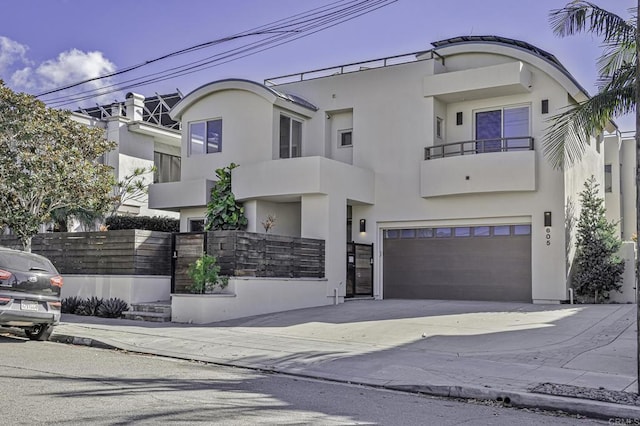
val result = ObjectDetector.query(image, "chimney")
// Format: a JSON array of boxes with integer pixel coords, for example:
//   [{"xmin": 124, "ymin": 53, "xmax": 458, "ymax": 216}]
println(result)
[{"xmin": 125, "ymin": 92, "xmax": 145, "ymax": 122}]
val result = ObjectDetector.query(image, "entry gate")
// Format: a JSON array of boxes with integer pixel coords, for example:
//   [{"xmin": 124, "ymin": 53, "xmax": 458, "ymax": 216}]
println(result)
[
  {"xmin": 346, "ymin": 242, "xmax": 373, "ymax": 298},
  {"xmin": 171, "ymin": 232, "xmax": 206, "ymax": 293}
]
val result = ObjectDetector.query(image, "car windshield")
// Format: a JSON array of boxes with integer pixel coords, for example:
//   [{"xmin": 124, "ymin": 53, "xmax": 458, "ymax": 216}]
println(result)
[{"xmin": 0, "ymin": 251, "xmax": 56, "ymax": 273}]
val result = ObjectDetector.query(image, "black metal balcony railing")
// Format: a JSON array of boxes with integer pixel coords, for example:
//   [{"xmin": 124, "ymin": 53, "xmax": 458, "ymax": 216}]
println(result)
[{"xmin": 424, "ymin": 137, "xmax": 534, "ymax": 160}]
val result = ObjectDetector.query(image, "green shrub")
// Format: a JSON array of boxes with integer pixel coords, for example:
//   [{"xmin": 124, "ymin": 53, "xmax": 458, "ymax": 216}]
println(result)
[
  {"xmin": 204, "ymin": 163, "xmax": 248, "ymax": 231},
  {"xmin": 187, "ymin": 254, "xmax": 229, "ymax": 294},
  {"xmin": 105, "ymin": 215, "xmax": 179, "ymax": 232}
]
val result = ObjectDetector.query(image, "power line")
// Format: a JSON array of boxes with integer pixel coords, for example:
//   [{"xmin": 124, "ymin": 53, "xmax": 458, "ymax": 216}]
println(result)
[{"xmin": 40, "ymin": 0, "xmax": 397, "ymax": 107}]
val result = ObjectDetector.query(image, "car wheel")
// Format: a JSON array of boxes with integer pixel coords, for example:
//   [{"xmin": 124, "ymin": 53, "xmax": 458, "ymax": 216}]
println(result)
[{"xmin": 24, "ymin": 324, "xmax": 54, "ymax": 341}]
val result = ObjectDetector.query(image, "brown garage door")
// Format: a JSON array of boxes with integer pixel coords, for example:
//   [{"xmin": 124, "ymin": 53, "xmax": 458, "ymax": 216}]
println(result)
[{"xmin": 383, "ymin": 225, "xmax": 531, "ymax": 302}]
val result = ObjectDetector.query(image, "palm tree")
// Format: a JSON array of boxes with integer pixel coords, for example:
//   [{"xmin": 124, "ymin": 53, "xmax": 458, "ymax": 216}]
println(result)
[
  {"xmin": 545, "ymin": 1, "xmax": 636, "ymax": 169},
  {"xmin": 546, "ymin": 0, "xmax": 639, "ymax": 391}
]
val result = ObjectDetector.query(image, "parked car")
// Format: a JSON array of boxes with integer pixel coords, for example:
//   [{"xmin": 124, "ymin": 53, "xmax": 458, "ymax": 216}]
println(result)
[{"xmin": 0, "ymin": 247, "xmax": 62, "ymax": 340}]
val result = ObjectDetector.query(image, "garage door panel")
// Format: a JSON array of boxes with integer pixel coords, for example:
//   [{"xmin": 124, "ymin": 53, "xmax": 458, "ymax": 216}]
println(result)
[{"xmin": 383, "ymin": 226, "xmax": 531, "ymax": 302}]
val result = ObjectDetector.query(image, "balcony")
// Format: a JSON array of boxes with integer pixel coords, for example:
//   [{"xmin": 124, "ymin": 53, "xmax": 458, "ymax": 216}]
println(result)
[
  {"xmin": 421, "ymin": 138, "xmax": 536, "ymax": 198},
  {"xmin": 425, "ymin": 137, "xmax": 534, "ymax": 159}
]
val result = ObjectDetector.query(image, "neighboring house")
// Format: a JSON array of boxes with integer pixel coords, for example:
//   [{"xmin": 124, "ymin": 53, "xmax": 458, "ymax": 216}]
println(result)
[
  {"xmin": 71, "ymin": 92, "xmax": 182, "ymax": 220},
  {"xmin": 149, "ymin": 35, "xmax": 635, "ymax": 305}
]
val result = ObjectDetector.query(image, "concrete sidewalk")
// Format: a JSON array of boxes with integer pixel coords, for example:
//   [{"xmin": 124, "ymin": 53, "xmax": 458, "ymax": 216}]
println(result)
[{"xmin": 52, "ymin": 299, "xmax": 640, "ymax": 420}]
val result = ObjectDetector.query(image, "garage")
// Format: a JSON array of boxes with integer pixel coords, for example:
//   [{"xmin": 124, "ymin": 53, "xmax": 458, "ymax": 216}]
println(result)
[{"xmin": 383, "ymin": 224, "xmax": 532, "ymax": 302}]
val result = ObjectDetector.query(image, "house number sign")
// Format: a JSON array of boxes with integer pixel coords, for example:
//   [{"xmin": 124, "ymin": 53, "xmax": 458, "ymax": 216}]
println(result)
[{"xmin": 545, "ymin": 227, "xmax": 551, "ymax": 246}]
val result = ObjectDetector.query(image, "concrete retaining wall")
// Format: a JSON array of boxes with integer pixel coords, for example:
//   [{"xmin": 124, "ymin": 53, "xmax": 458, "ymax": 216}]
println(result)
[
  {"xmin": 171, "ymin": 277, "xmax": 330, "ymax": 324},
  {"xmin": 61, "ymin": 275, "xmax": 171, "ymax": 305}
]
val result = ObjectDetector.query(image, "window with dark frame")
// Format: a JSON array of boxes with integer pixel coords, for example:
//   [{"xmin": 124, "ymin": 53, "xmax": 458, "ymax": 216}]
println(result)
[
  {"xmin": 189, "ymin": 119, "xmax": 222, "ymax": 156},
  {"xmin": 339, "ymin": 130, "xmax": 353, "ymax": 147},
  {"xmin": 279, "ymin": 115, "xmax": 302, "ymax": 158},
  {"xmin": 154, "ymin": 151, "xmax": 181, "ymax": 183},
  {"xmin": 604, "ymin": 164, "xmax": 612, "ymax": 192}
]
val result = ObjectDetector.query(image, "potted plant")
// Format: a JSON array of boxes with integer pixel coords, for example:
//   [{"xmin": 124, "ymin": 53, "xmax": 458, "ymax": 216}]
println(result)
[{"xmin": 187, "ymin": 254, "xmax": 229, "ymax": 294}]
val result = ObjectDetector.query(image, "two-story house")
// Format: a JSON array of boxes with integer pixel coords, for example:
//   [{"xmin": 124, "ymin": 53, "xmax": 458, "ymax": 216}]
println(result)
[
  {"xmin": 72, "ymin": 92, "xmax": 182, "ymax": 220},
  {"xmin": 149, "ymin": 35, "xmax": 635, "ymax": 307}
]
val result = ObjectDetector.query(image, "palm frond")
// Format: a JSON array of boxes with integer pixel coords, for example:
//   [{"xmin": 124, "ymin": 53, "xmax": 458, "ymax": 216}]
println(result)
[
  {"xmin": 597, "ymin": 62, "xmax": 635, "ymax": 92},
  {"xmin": 549, "ymin": 1, "xmax": 635, "ymax": 45},
  {"xmin": 543, "ymin": 85, "xmax": 635, "ymax": 170},
  {"xmin": 597, "ymin": 40, "xmax": 636, "ymax": 78}
]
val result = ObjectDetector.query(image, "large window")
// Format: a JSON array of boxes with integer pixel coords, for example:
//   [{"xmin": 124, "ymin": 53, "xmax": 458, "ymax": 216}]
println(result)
[
  {"xmin": 279, "ymin": 115, "xmax": 302, "ymax": 158},
  {"xmin": 604, "ymin": 164, "xmax": 612, "ymax": 192},
  {"xmin": 154, "ymin": 152, "xmax": 181, "ymax": 183},
  {"xmin": 189, "ymin": 119, "xmax": 222, "ymax": 156},
  {"xmin": 475, "ymin": 106, "xmax": 529, "ymax": 152}
]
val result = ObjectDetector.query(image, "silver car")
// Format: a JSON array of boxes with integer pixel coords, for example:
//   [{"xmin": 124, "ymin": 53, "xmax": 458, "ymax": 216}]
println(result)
[{"xmin": 0, "ymin": 247, "xmax": 62, "ymax": 340}]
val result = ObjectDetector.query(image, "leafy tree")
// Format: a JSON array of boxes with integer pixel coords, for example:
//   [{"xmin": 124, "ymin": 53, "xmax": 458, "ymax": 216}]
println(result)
[
  {"xmin": 204, "ymin": 163, "xmax": 248, "ymax": 231},
  {"xmin": 109, "ymin": 166, "xmax": 156, "ymax": 217},
  {"xmin": 572, "ymin": 176, "xmax": 624, "ymax": 302},
  {"xmin": 0, "ymin": 82, "xmax": 115, "ymax": 251}
]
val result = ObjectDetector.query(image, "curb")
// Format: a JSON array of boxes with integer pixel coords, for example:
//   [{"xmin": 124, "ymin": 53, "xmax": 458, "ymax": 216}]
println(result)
[{"xmin": 51, "ymin": 333, "xmax": 640, "ymax": 421}]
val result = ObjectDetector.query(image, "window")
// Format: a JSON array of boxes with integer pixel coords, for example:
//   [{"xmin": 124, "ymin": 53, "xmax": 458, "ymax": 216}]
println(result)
[
  {"xmin": 279, "ymin": 115, "xmax": 302, "ymax": 158},
  {"xmin": 493, "ymin": 226, "xmax": 511, "ymax": 236},
  {"xmin": 513, "ymin": 225, "xmax": 531, "ymax": 235},
  {"xmin": 473, "ymin": 226, "xmax": 491, "ymax": 237},
  {"xmin": 339, "ymin": 129, "xmax": 353, "ymax": 147},
  {"xmin": 154, "ymin": 152, "xmax": 181, "ymax": 183},
  {"xmin": 604, "ymin": 164, "xmax": 612, "ymax": 192},
  {"xmin": 189, "ymin": 119, "xmax": 222, "ymax": 156},
  {"xmin": 475, "ymin": 106, "xmax": 529, "ymax": 152},
  {"xmin": 400, "ymin": 229, "xmax": 416, "ymax": 239},
  {"xmin": 436, "ymin": 117, "xmax": 444, "ymax": 139},
  {"xmin": 189, "ymin": 219, "xmax": 205, "ymax": 232},
  {"xmin": 454, "ymin": 227, "xmax": 471, "ymax": 237},
  {"xmin": 435, "ymin": 228, "xmax": 452, "ymax": 238}
]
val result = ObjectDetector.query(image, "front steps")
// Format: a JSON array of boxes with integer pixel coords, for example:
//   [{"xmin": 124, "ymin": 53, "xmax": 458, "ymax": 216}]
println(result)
[{"xmin": 122, "ymin": 301, "xmax": 171, "ymax": 322}]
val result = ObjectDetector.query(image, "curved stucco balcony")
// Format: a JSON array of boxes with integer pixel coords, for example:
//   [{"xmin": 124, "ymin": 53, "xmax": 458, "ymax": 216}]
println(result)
[
  {"xmin": 232, "ymin": 156, "xmax": 374, "ymax": 204},
  {"xmin": 421, "ymin": 140, "xmax": 536, "ymax": 198}
]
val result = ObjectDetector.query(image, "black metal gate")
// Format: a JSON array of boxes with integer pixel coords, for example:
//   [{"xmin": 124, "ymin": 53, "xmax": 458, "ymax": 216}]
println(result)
[
  {"xmin": 171, "ymin": 232, "xmax": 206, "ymax": 293},
  {"xmin": 346, "ymin": 242, "xmax": 373, "ymax": 298}
]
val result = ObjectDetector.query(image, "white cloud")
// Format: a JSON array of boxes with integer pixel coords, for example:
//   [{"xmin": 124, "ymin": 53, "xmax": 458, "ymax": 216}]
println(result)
[
  {"xmin": 0, "ymin": 36, "xmax": 30, "ymax": 74},
  {"xmin": 10, "ymin": 67, "xmax": 34, "ymax": 89},
  {"xmin": 10, "ymin": 48, "xmax": 118, "ymax": 106},
  {"xmin": 35, "ymin": 49, "xmax": 116, "ymax": 89}
]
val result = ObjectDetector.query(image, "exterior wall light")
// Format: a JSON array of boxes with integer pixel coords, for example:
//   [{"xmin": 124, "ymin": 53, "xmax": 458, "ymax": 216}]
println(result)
[{"xmin": 359, "ymin": 219, "xmax": 366, "ymax": 233}]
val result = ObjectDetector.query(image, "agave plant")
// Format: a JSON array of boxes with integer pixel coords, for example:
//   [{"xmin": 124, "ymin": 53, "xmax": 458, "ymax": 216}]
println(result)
[
  {"xmin": 96, "ymin": 298, "xmax": 129, "ymax": 318},
  {"xmin": 61, "ymin": 296, "xmax": 83, "ymax": 314}
]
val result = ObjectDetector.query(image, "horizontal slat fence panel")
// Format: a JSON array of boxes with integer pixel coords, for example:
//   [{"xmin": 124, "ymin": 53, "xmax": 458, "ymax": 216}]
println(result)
[
  {"xmin": 0, "ymin": 230, "xmax": 172, "ymax": 275},
  {"xmin": 205, "ymin": 231, "xmax": 325, "ymax": 280}
]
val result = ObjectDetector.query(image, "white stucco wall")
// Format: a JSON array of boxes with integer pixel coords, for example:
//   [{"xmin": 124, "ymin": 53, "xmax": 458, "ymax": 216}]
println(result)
[
  {"xmin": 61, "ymin": 275, "xmax": 171, "ymax": 305},
  {"xmin": 171, "ymin": 277, "xmax": 330, "ymax": 324}
]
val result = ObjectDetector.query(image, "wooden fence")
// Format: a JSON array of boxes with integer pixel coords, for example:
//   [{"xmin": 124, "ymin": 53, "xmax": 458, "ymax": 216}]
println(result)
[
  {"xmin": 0, "ymin": 230, "xmax": 172, "ymax": 275},
  {"xmin": 206, "ymin": 231, "xmax": 325, "ymax": 279}
]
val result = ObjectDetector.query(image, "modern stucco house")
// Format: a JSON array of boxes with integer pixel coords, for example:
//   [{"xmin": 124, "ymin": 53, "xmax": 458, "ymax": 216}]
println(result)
[
  {"xmin": 149, "ymin": 35, "xmax": 636, "ymax": 307},
  {"xmin": 71, "ymin": 92, "xmax": 182, "ymax": 220}
]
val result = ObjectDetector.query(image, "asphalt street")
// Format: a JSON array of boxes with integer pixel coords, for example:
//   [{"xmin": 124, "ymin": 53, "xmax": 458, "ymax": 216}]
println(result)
[{"xmin": 0, "ymin": 333, "xmax": 608, "ymax": 425}]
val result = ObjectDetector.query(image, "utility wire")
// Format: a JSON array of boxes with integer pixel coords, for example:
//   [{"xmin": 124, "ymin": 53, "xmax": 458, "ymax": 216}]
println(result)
[{"xmin": 40, "ymin": 0, "xmax": 397, "ymax": 107}]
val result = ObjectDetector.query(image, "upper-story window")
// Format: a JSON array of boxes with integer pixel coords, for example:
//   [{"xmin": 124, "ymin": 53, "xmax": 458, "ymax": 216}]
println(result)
[
  {"xmin": 475, "ymin": 106, "xmax": 530, "ymax": 152},
  {"xmin": 189, "ymin": 119, "xmax": 222, "ymax": 156},
  {"xmin": 436, "ymin": 117, "xmax": 444, "ymax": 139},
  {"xmin": 604, "ymin": 164, "xmax": 612, "ymax": 192},
  {"xmin": 154, "ymin": 151, "xmax": 181, "ymax": 183},
  {"xmin": 279, "ymin": 115, "xmax": 302, "ymax": 158},
  {"xmin": 339, "ymin": 129, "xmax": 353, "ymax": 147}
]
